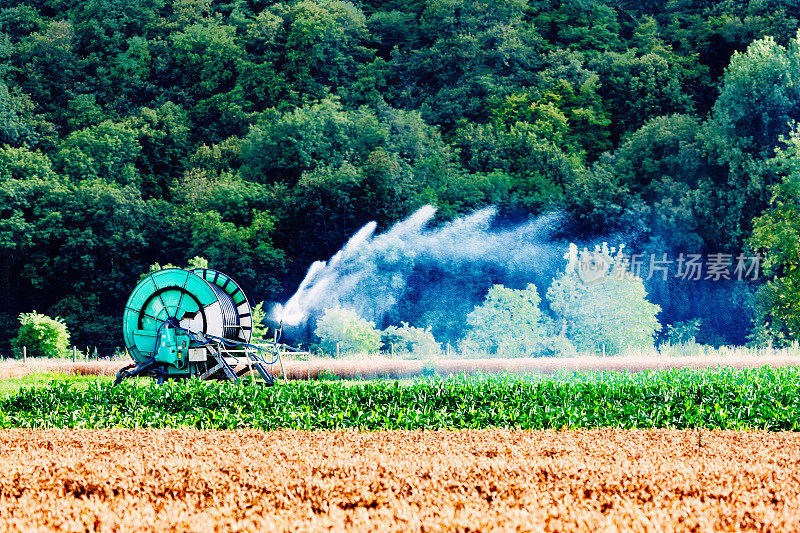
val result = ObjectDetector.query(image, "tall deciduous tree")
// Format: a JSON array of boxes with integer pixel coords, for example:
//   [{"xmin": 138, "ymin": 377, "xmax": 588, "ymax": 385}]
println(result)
[
  {"xmin": 271, "ymin": 0, "xmax": 370, "ymax": 100},
  {"xmin": 699, "ymin": 31, "xmax": 800, "ymax": 250},
  {"xmin": 461, "ymin": 283, "xmax": 548, "ymax": 356},
  {"xmin": 547, "ymin": 243, "xmax": 661, "ymax": 354},
  {"xmin": 749, "ymin": 125, "xmax": 800, "ymax": 346}
]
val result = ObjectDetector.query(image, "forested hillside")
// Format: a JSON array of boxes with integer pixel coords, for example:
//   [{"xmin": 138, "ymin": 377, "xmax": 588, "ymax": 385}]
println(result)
[{"xmin": 1, "ymin": 0, "xmax": 799, "ymax": 353}]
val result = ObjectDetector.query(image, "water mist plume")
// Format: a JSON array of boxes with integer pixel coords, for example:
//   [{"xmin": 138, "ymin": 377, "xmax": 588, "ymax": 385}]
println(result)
[{"xmin": 271, "ymin": 205, "xmax": 563, "ymax": 329}]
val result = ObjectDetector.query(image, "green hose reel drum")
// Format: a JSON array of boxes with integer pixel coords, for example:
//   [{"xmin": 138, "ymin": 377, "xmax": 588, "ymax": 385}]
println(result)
[{"xmin": 122, "ymin": 268, "xmax": 253, "ymax": 378}]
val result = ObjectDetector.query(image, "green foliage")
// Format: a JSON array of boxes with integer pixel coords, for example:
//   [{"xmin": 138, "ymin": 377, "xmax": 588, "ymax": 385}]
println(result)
[
  {"xmin": 698, "ymin": 31, "xmax": 800, "ymax": 249},
  {"xmin": 144, "ymin": 256, "xmax": 209, "ymax": 278},
  {"xmin": 461, "ymin": 284, "xmax": 548, "ymax": 356},
  {"xmin": 547, "ymin": 243, "xmax": 661, "ymax": 354},
  {"xmin": 2, "ymin": 368, "xmax": 800, "ymax": 430},
  {"xmin": 314, "ymin": 306, "xmax": 382, "ymax": 355},
  {"xmin": 392, "ymin": 0, "xmax": 544, "ymax": 129},
  {"xmin": 589, "ymin": 48, "xmax": 698, "ymax": 142},
  {"xmin": 187, "ymin": 256, "xmax": 208, "ymax": 269},
  {"xmin": 0, "ymin": 146, "xmax": 57, "ymax": 182},
  {"xmin": 0, "ymin": 82, "xmax": 42, "ymax": 147},
  {"xmin": 176, "ymin": 209, "xmax": 286, "ymax": 296},
  {"xmin": 251, "ymin": 301, "xmax": 270, "ymax": 340},
  {"xmin": 583, "ymin": 114, "xmax": 709, "ymax": 249},
  {"xmin": 665, "ymin": 319, "xmax": 703, "ymax": 345},
  {"xmin": 488, "ymin": 76, "xmax": 611, "ymax": 160},
  {"xmin": 276, "ymin": 0, "xmax": 370, "ymax": 99},
  {"xmin": 452, "ymin": 121, "xmax": 578, "ymax": 215},
  {"xmin": 0, "ymin": 0, "xmax": 797, "ymax": 351},
  {"xmin": 55, "ymin": 120, "xmax": 141, "ymax": 185},
  {"xmin": 749, "ymin": 124, "xmax": 800, "ymax": 346},
  {"xmin": 171, "ymin": 22, "xmax": 242, "ymax": 99},
  {"xmin": 13, "ymin": 311, "xmax": 70, "ymax": 358},
  {"xmin": 381, "ymin": 322, "xmax": 439, "ymax": 357}
]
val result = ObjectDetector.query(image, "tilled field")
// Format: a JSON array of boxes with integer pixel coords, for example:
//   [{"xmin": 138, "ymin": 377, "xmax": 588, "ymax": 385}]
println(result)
[{"xmin": 0, "ymin": 429, "xmax": 797, "ymax": 532}]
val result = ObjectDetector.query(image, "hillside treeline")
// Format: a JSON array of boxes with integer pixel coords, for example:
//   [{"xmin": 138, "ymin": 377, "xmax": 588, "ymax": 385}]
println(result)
[{"xmin": 1, "ymin": 0, "xmax": 799, "ymax": 352}]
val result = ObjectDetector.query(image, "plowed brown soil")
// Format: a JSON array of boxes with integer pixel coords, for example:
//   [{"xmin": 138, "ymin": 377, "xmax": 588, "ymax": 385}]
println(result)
[{"xmin": 0, "ymin": 429, "xmax": 797, "ymax": 532}]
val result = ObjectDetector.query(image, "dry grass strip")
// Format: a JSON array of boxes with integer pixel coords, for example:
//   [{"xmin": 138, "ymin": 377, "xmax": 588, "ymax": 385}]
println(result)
[
  {"xmin": 281, "ymin": 355, "xmax": 800, "ymax": 379},
  {"xmin": 0, "ymin": 360, "xmax": 124, "ymax": 379},
  {"xmin": 0, "ymin": 428, "xmax": 797, "ymax": 531},
  {"xmin": 5, "ymin": 355, "xmax": 800, "ymax": 381}
]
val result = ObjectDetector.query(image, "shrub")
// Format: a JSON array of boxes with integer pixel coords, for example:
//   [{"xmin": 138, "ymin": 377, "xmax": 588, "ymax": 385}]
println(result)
[
  {"xmin": 533, "ymin": 334, "xmax": 579, "ymax": 357},
  {"xmin": 665, "ymin": 319, "xmax": 702, "ymax": 345},
  {"xmin": 314, "ymin": 307, "xmax": 381, "ymax": 355},
  {"xmin": 382, "ymin": 323, "xmax": 440, "ymax": 357},
  {"xmin": 13, "ymin": 311, "xmax": 70, "ymax": 358}
]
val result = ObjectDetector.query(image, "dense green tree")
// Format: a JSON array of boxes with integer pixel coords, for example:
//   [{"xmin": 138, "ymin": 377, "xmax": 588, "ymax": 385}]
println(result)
[
  {"xmin": 699, "ymin": 31, "xmax": 800, "ymax": 250},
  {"xmin": 534, "ymin": 1, "xmax": 623, "ymax": 55},
  {"xmin": 564, "ymin": 154, "xmax": 648, "ymax": 239},
  {"xmin": 269, "ymin": 0, "xmax": 371, "ymax": 101},
  {"xmin": 242, "ymin": 97, "xmax": 378, "ymax": 183},
  {"xmin": 748, "ymin": 125, "xmax": 800, "ymax": 346},
  {"xmin": 125, "ymin": 102, "xmax": 191, "ymax": 197},
  {"xmin": 461, "ymin": 283, "xmax": 549, "ymax": 356},
  {"xmin": 54, "ymin": 120, "xmax": 142, "ymax": 184},
  {"xmin": 604, "ymin": 114, "xmax": 709, "ymax": 250},
  {"xmin": 487, "ymin": 74, "xmax": 611, "ymax": 160},
  {"xmin": 0, "ymin": 5, "xmax": 46, "ymax": 40},
  {"xmin": 171, "ymin": 22, "xmax": 241, "ymax": 98},
  {"xmin": 168, "ymin": 20, "xmax": 252, "ymax": 141},
  {"xmin": 0, "ymin": 82, "xmax": 44, "ymax": 147},
  {"xmin": 547, "ymin": 243, "xmax": 661, "ymax": 354},
  {"xmin": 12, "ymin": 20, "xmax": 80, "ymax": 127},
  {"xmin": 366, "ymin": 10, "xmax": 419, "ymax": 58},
  {"xmin": 452, "ymin": 121, "xmax": 579, "ymax": 215},
  {"xmin": 242, "ymin": 98, "xmax": 459, "ymax": 262},
  {"xmin": 169, "ymin": 208, "xmax": 286, "ymax": 298},
  {"xmin": 589, "ymin": 48, "xmax": 697, "ymax": 143},
  {"xmin": 661, "ymin": 0, "xmax": 799, "ymax": 110},
  {"xmin": 0, "ymin": 145, "xmax": 57, "ymax": 181},
  {"xmin": 389, "ymin": 0, "xmax": 545, "ymax": 129},
  {"xmin": 0, "ymin": 175, "xmax": 160, "ymax": 349},
  {"xmin": 65, "ymin": 93, "xmax": 103, "ymax": 130}
]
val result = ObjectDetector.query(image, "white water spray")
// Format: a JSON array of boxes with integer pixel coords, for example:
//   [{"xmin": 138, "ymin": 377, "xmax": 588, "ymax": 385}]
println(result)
[{"xmin": 271, "ymin": 205, "xmax": 562, "ymax": 328}]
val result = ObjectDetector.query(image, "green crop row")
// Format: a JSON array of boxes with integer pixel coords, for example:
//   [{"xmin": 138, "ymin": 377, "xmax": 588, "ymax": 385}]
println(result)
[{"xmin": 1, "ymin": 367, "xmax": 800, "ymax": 430}]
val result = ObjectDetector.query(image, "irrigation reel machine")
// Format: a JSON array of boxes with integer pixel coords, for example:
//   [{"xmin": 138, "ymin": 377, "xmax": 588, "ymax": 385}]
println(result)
[{"xmin": 116, "ymin": 267, "xmax": 294, "ymax": 386}]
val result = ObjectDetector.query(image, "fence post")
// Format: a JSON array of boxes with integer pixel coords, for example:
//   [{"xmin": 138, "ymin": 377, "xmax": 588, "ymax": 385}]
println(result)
[
  {"xmin": 72, "ymin": 346, "xmax": 76, "ymax": 362},
  {"xmin": 335, "ymin": 343, "xmax": 340, "ymax": 359},
  {"xmin": 22, "ymin": 346, "xmax": 26, "ymax": 363}
]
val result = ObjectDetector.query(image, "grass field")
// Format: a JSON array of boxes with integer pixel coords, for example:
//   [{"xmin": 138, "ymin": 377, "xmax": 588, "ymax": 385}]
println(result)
[{"xmin": 0, "ymin": 428, "xmax": 797, "ymax": 532}]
